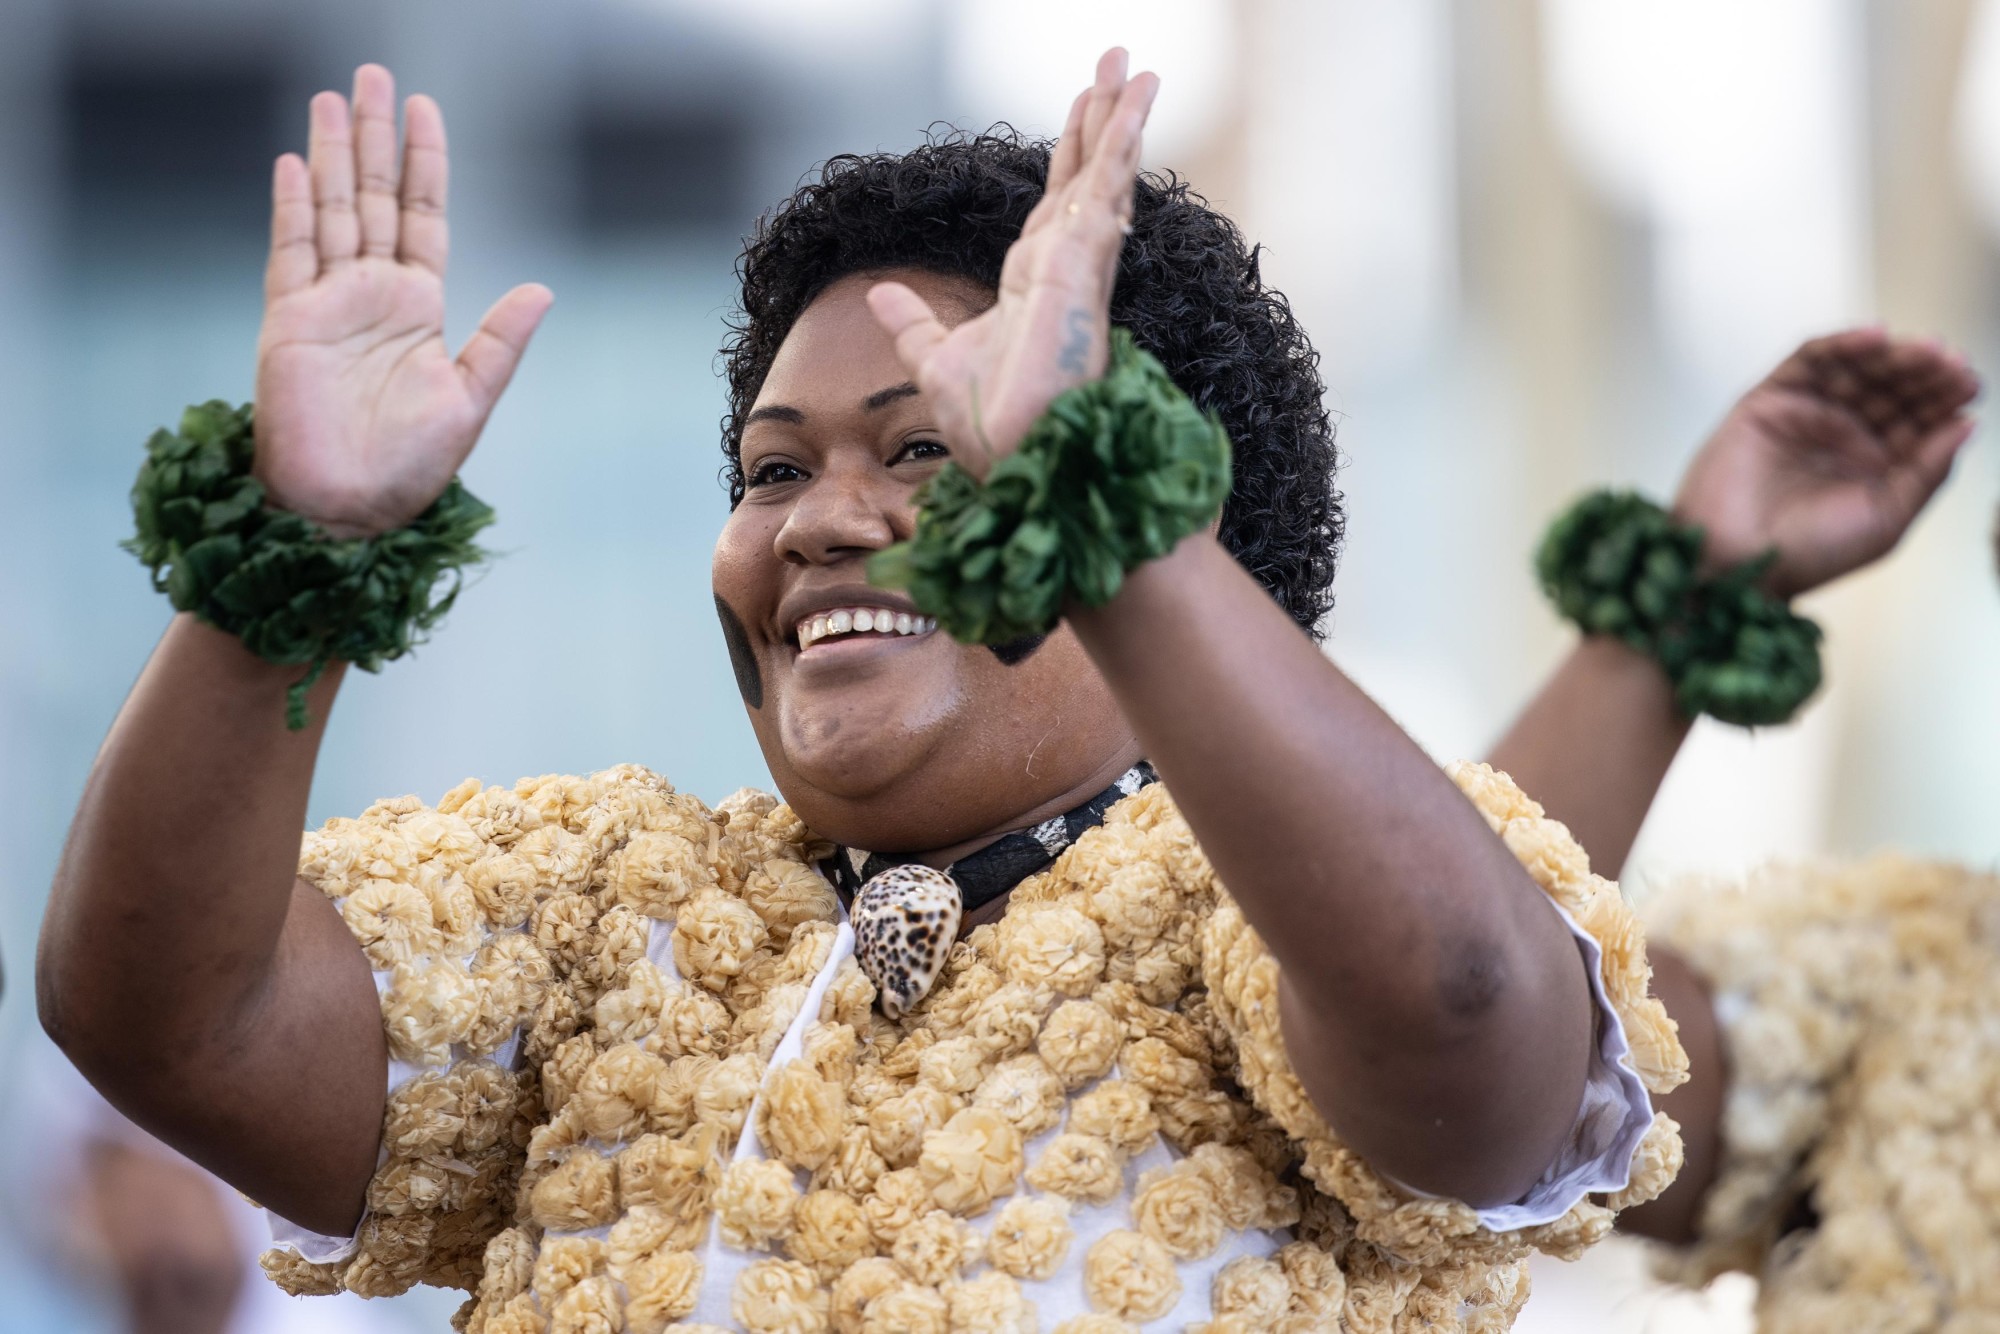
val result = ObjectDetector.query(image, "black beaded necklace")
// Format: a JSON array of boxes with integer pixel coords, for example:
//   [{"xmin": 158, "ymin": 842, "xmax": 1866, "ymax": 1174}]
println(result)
[{"xmin": 820, "ymin": 761, "xmax": 1157, "ymax": 915}]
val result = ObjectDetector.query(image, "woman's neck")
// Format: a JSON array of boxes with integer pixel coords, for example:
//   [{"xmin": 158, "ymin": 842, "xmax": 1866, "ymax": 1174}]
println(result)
[
  {"xmin": 907, "ymin": 739, "xmax": 1142, "ymax": 869},
  {"xmin": 893, "ymin": 740, "xmax": 1143, "ymax": 933}
]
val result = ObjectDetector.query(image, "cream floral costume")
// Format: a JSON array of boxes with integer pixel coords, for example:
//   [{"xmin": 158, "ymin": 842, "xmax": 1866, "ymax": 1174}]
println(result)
[
  {"xmin": 1648, "ymin": 857, "xmax": 2000, "ymax": 1333},
  {"xmin": 261, "ymin": 761, "xmax": 1686, "ymax": 1332}
]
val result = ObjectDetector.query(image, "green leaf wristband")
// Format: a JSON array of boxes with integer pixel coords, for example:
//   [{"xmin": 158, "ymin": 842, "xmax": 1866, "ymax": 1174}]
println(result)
[
  {"xmin": 124, "ymin": 401, "xmax": 494, "ymax": 729},
  {"xmin": 1536, "ymin": 490, "xmax": 1823, "ymax": 726},
  {"xmin": 867, "ymin": 328, "xmax": 1233, "ymax": 644}
]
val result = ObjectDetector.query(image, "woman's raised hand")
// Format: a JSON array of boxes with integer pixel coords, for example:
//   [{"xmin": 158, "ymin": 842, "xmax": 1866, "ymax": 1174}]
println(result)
[
  {"xmin": 866, "ymin": 49, "xmax": 1159, "ymax": 476},
  {"xmin": 1673, "ymin": 329, "xmax": 1980, "ymax": 599},
  {"xmin": 254, "ymin": 65, "xmax": 552, "ymax": 537}
]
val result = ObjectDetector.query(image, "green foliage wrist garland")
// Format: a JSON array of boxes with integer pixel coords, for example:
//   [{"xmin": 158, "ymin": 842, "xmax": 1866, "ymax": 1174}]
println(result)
[
  {"xmin": 124, "ymin": 401, "xmax": 494, "ymax": 729},
  {"xmin": 868, "ymin": 328, "xmax": 1233, "ymax": 644},
  {"xmin": 1537, "ymin": 490, "xmax": 1822, "ymax": 726}
]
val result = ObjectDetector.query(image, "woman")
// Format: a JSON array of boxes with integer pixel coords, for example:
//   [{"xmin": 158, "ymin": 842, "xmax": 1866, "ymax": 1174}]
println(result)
[{"xmin": 37, "ymin": 55, "xmax": 1678, "ymax": 1331}]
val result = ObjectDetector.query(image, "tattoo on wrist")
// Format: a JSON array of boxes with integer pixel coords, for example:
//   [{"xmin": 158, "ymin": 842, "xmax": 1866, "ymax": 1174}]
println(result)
[{"xmin": 1058, "ymin": 308, "xmax": 1094, "ymax": 376}]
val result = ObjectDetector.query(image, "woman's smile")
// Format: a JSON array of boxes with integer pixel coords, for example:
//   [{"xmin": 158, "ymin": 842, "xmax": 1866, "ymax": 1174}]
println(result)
[
  {"xmin": 794, "ymin": 606, "xmax": 936, "ymax": 649},
  {"xmin": 789, "ymin": 600, "xmax": 937, "ymax": 651},
  {"xmin": 786, "ymin": 615, "xmax": 941, "ymax": 675}
]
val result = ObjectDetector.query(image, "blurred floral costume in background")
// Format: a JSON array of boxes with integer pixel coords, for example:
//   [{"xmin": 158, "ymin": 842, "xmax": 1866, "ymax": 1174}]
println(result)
[
  {"xmin": 261, "ymin": 760, "xmax": 1684, "ymax": 1332},
  {"xmin": 1639, "ymin": 858, "xmax": 2000, "ymax": 1333}
]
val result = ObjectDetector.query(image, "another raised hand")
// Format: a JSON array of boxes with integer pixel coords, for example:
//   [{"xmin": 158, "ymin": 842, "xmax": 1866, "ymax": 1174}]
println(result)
[
  {"xmin": 1497, "ymin": 330, "xmax": 1980, "ymax": 882},
  {"xmin": 866, "ymin": 49, "xmax": 1158, "ymax": 475},
  {"xmin": 255, "ymin": 65, "xmax": 552, "ymax": 537},
  {"xmin": 1674, "ymin": 329, "xmax": 1979, "ymax": 599}
]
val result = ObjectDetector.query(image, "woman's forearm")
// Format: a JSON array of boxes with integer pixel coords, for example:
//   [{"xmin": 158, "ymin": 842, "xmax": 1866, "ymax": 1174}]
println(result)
[
  {"xmin": 1487, "ymin": 636, "xmax": 1691, "ymax": 880},
  {"xmin": 1069, "ymin": 534, "xmax": 1593, "ymax": 1206},
  {"xmin": 37, "ymin": 614, "xmax": 385, "ymax": 1232}
]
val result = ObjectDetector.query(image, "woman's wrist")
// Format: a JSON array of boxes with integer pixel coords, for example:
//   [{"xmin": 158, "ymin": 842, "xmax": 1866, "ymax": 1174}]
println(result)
[
  {"xmin": 1537, "ymin": 490, "xmax": 1822, "ymax": 727},
  {"xmin": 125, "ymin": 402, "xmax": 492, "ymax": 728},
  {"xmin": 1667, "ymin": 498, "xmax": 1801, "ymax": 600},
  {"xmin": 171, "ymin": 612, "xmax": 351, "ymax": 691},
  {"xmin": 1062, "ymin": 527, "xmax": 1214, "ymax": 631}
]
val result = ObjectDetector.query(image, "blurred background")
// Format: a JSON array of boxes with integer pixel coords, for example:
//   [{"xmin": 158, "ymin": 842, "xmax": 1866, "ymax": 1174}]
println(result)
[{"xmin": 3, "ymin": 0, "xmax": 1999, "ymax": 1328}]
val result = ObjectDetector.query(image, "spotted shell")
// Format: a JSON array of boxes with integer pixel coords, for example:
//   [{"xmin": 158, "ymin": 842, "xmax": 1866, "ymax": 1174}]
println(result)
[{"xmin": 851, "ymin": 864, "xmax": 962, "ymax": 1019}]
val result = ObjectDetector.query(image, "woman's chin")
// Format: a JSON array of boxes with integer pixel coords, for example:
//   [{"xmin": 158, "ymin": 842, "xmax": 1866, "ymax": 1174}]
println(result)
[
  {"xmin": 770, "ymin": 701, "xmax": 950, "ymax": 807},
  {"xmin": 766, "ymin": 669, "xmax": 962, "ymax": 793}
]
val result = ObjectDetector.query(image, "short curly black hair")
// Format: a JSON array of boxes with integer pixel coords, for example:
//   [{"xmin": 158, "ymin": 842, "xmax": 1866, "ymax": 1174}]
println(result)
[{"xmin": 720, "ymin": 128, "xmax": 1342, "ymax": 637}]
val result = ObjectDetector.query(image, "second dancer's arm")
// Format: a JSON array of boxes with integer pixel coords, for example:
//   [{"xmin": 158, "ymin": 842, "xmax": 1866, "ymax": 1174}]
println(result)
[{"xmin": 1490, "ymin": 327, "xmax": 1979, "ymax": 1239}]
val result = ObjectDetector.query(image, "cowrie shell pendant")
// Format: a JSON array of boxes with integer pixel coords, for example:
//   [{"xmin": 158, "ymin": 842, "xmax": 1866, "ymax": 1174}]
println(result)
[{"xmin": 851, "ymin": 864, "xmax": 962, "ymax": 1019}]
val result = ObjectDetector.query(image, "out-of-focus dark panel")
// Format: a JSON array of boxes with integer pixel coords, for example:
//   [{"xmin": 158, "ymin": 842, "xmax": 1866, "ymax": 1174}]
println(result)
[
  {"xmin": 62, "ymin": 62, "xmax": 285, "ymax": 250},
  {"xmin": 573, "ymin": 108, "xmax": 751, "ymax": 235}
]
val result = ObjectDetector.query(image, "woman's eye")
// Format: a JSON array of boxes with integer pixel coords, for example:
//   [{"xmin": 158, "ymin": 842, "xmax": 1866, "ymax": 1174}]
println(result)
[
  {"xmin": 747, "ymin": 459, "xmax": 806, "ymax": 488},
  {"xmin": 893, "ymin": 439, "xmax": 950, "ymax": 465}
]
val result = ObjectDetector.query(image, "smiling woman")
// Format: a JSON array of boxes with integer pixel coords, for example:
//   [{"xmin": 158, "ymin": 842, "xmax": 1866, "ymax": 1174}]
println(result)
[{"xmin": 36, "ymin": 51, "xmax": 1684, "ymax": 1333}]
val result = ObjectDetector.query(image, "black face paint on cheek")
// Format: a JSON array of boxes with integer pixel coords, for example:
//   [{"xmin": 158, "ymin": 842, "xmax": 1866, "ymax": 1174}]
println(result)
[
  {"xmin": 715, "ymin": 594, "xmax": 764, "ymax": 709},
  {"xmin": 989, "ymin": 634, "xmax": 1048, "ymax": 666}
]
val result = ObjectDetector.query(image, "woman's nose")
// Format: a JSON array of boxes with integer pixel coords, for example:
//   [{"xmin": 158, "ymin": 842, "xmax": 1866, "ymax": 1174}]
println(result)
[{"xmin": 773, "ymin": 464, "xmax": 903, "ymax": 565}]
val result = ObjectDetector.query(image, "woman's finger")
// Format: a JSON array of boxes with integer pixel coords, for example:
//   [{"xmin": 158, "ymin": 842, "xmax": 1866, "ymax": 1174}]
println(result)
[
  {"xmin": 1040, "ymin": 88, "xmax": 1092, "ymax": 206},
  {"xmin": 1080, "ymin": 71, "xmax": 1158, "ymax": 214},
  {"xmin": 1024, "ymin": 50, "xmax": 1128, "ymax": 243},
  {"xmin": 456, "ymin": 283, "xmax": 555, "ymax": 418},
  {"xmin": 308, "ymin": 91, "xmax": 359, "ymax": 268},
  {"xmin": 866, "ymin": 281, "xmax": 951, "ymax": 381},
  {"xmin": 351, "ymin": 65, "xmax": 400, "ymax": 258},
  {"xmin": 1888, "ymin": 416, "xmax": 1975, "ymax": 520},
  {"xmin": 1900, "ymin": 351, "xmax": 1975, "ymax": 434},
  {"xmin": 1077, "ymin": 73, "xmax": 1158, "ymax": 290},
  {"xmin": 1926, "ymin": 348, "xmax": 1981, "ymax": 412},
  {"xmin": 265, "ymin": 153, "xmax": 318, "ymax": 300},
  {"xmin": 1077, "ymin": 48, "xmax": 1129, "ymax": 175},
  {"xmin": 398, "ymin": 95, "xmax": 450, "ymax": 277},
  {"xmin": 1022, "ymin": 90, "xmax": 1089, "ymax": 242}
]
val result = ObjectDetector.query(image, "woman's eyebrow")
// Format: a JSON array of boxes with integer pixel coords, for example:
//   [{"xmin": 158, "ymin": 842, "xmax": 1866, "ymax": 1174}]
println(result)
[
  {"xmin": 744, "ymin": 384, "xmax": 914, "ymax": 424},
  {"xmin": 863, "ymin": 382, "xmax": 920, "ymax": 411}
]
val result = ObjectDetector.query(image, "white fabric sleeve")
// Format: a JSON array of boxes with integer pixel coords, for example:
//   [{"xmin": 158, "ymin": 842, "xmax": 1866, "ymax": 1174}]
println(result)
[
  {"xmin": 1458, "ymin": 897, "xmax": 1655, "ymax": 1231},
  {"xmin": 262, "ymin": 969, "xmax": 526, "ymax": 1264}
]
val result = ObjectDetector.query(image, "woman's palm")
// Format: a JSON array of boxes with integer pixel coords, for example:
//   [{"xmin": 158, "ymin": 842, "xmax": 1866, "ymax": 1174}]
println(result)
[
  {"xmin": 252, "ymin": 67, "xmax": 550, "ymax": 537},
  {"xmin": 1675, "ymin": 330, "xmax": 1979, "ymax": 598}
]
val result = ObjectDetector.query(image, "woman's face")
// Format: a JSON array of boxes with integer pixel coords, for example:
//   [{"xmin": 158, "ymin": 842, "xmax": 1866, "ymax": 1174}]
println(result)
[{"xmin": 712, "ymin": 269, "xmax": 1139, "ymax": 854}]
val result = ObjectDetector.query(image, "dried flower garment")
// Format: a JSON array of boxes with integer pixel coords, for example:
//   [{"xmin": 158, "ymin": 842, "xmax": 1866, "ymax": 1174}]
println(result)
[
  {"xmin": 1649, "ymin": 857, "xmax": 2000, "ymax": 1333},
  {"xmin": 262, "ymin": 763, "xmax": 1684, "ymax": 1330}
]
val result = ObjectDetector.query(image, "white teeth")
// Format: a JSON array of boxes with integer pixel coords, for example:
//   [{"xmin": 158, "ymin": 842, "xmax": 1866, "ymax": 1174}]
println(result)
[{"xmin": 796, "ymin": 606, "xmax": 937, "ymax": 648}]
